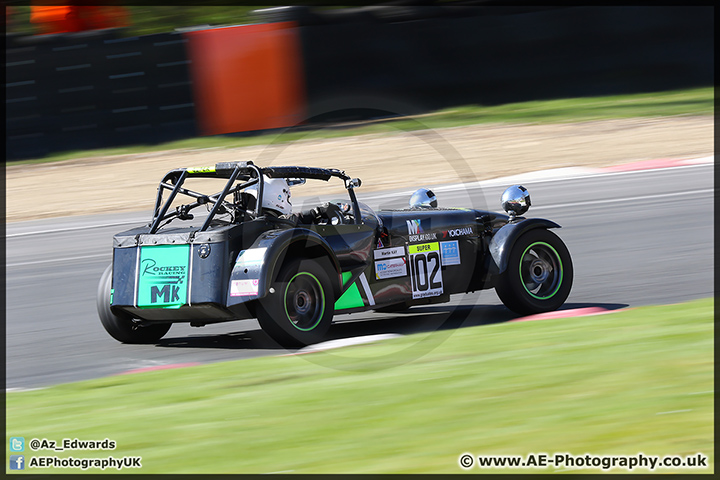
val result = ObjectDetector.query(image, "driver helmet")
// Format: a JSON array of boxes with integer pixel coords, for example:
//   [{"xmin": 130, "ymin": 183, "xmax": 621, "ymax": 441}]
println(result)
[
  {"xmin": 409, "ymin": 187, "xmax": 437, "ymax": 208},
  {"xmin": 245, "ymin": 175, "xmax": 292, "ymax": 216}
]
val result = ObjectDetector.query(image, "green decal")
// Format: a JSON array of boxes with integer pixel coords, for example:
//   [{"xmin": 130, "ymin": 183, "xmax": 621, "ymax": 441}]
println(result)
[
  {"xmin": 137, "ymin": 245, "xmax": 190, "ymax": 309},
  {"xmin": 110, "ymin": 288, "xmax": 114, "ymax": 305},
  {"xmin": 334, "ymin": 282, "xmax": 365, "ymax": 310},
  {"xmin": 408, "ymin": 242, "xmax": 439, "ymax": 255},
  {"xmin": 186, "ymin": 165, "xmax": 216, "ymax": 174},
  {"xmin": 341, "ymin": 271, "xmax": 353, "ymax": 286}
]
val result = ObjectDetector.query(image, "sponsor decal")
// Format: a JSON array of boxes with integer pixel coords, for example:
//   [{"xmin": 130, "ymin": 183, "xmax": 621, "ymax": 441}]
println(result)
[
  {"xmin": 233, "ymin": 248, "xmax": 267, "ymax": 270},
  {"xmin": 406, "ymin": 219, "xmax": 438, "ymax": 242},
  {"xmin": 375, "ymin": 257, "xmax": 408, "ymax": 280},
  {"xmin": 409, "ymin": 232, "xmax": 438, "ymax": 242},
  {"xmin": 406, "ymin": 219, "xmax": 422, "ymax": 235},
  {"xmin": 440, "ymin": 240, "xmax": 461, "ymax": 266},
  {"xmin": 441, "ymin": 226, "xmax": 474, "ymax": 238},
  {"xmin": 373, "ymin": 246, "xmax": 405, "ymax": 260},
  {"xmin": 230, "ymin": 279, "xmax": 260, "ymax": 297},
  {"xmin": 377, "ymin": 237, "xmax": 384, "ymax": 248},
  {"xmin": 137, "ymin": 245, "xmax": 190, "ymax": 308},
  {"xmin": 408, "ymin": 242, "xmax": 444, "ymax": 299},
  {"xmin": 186, "ymin": 165, "xmax": 216, "ymax": 174}
]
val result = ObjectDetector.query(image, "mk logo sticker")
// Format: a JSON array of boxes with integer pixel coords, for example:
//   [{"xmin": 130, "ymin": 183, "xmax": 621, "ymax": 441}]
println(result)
[
  {"xmin": 151, "ymin": 285, "xmax": 181, "ymax": 303},
  {"xmin": 406, "ymin": 219, "xmax": 422, "ymax": 235}
]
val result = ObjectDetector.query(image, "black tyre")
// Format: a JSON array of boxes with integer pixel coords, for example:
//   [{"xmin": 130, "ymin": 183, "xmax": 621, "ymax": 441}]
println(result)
[
  {"xmin": 256, "ymin": 258, "xmax": 336, "ymax": 348},
  {"xmin": 495, "ymin": 229, "xmax": 573, "ymax": 316},
  {"xmin": 97, "ymin": 265, "xmax": 171, "ymax": 344}
]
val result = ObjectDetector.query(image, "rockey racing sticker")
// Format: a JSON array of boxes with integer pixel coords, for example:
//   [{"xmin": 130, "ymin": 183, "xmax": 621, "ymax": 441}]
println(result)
[
  {"xmin": 230, "ymin": 279, "xmax": 260, "ymax": 297},
  {"xmin": 137, "ymin": 245, "xmax": 190, "ymax": 308},
  {"xmin": 375, "ymin": 257, "xmax": 408, "ymax": 280},
  {"xmin": 408, "ymin": 242, "xmax": 444, "ymax": 299},
  {"xmin": 440, "ymin": 240, "xmax": 461, "ymax": 266}
]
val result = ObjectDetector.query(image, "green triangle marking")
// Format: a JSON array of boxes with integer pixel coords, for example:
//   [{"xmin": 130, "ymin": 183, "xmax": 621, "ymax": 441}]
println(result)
[{"xmin": 335, "ymin": 272, "xmax": 365, "ymax": 310}]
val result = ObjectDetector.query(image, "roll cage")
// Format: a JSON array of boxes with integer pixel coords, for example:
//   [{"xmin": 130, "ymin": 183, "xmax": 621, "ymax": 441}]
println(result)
[{"xmin": 149, "ymin": 161, "xmax": 363, "ymax": 233}]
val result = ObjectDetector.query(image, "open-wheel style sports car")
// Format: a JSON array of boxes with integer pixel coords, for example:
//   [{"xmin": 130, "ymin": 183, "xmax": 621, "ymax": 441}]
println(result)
[{"xmin": 98, "ymin": 161, "xmax": 573, "ymax": 347}]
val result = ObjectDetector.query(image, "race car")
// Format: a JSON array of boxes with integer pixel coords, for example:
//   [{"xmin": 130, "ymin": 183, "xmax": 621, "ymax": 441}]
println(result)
[{"xmin": 98, "ymin": 161, "xmax": 573, "ymax": 347}]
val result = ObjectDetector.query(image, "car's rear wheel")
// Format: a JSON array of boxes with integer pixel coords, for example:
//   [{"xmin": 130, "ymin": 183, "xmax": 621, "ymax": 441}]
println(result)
[
  {"xmin": 97, "ymin": 265, "xmax": 171, "ymax": 344},
  {"xmin": 495, "ymin": 229, "xmax": 573, "ymax": 316},
  {"xmin": 256, "ymin": 259, "xmax": 335, "ymax": 348}
]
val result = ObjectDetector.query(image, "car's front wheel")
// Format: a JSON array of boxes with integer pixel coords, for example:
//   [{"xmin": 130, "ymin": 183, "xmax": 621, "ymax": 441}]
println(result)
[
  {"xmin": 97, "ymin": 265, "xmax": 171, "ymax": 344},
  {"xmin": 495, "ymin": 229, "xmax": 573, "ymax": 316},
  {"xmin": 256, "ymin": 259, "xmax": 336, "ymax": 348}
]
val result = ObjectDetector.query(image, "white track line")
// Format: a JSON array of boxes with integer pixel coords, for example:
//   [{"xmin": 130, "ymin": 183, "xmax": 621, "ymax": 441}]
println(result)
[
  {"xmin": 7, "ymin": 160, "xmax": 713, "ymax": 238},
  {"xmin": 6, "ymin": 220, "xmax": 145, "ymax": 238},
  {"xmin": 533, "ymin": 188, "xmax": 714, "ymax": 211},
  {"xmin": 6, "ymin": 253, "xmax": 110, "ymax": 268},
  {"xmin": 6, "ymin": 188, "xmax": 712, "ymax": 250}
]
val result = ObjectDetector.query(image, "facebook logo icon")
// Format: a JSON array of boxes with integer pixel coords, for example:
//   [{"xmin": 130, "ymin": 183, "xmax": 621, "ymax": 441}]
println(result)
[{"xmin": 10, "ymin": 455, "xmax": 25, "ymax": 470}]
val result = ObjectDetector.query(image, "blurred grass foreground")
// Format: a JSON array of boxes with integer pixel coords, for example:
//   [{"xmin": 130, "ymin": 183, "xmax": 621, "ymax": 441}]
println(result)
[{"xmin": 6, "ymin": 298, "xmax": 713, "ymax": 474}]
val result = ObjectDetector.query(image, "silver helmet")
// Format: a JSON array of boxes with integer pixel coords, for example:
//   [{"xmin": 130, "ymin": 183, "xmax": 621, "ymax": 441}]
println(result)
[
  {"xmin": 501, "ymin": 185, "xmax": 531, "ymax": 217},
  {"xmin": 409, "ymin": 188, "xmax": 437, "ymax": 208}
]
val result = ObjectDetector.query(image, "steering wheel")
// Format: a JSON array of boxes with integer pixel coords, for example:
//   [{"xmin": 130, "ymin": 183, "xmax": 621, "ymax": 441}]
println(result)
[{"xmin": 317, "ymin": 202, "xmax": 350, "ymax": 225}]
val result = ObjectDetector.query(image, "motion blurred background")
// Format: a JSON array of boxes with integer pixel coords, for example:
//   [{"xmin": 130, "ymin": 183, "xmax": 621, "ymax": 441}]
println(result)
[
  {"xmin": 5, "ymin": 3, "xmax": 714, "ymax": 474},
  {"xmin": 5, "ymin": 2, "xmax": 713, "ymax": 161}
]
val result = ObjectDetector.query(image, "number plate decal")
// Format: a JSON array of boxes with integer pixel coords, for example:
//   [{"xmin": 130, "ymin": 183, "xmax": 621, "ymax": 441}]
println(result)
[{"xmin": 408, "ymin": 242, "xmax": 443, "ymax": 299}]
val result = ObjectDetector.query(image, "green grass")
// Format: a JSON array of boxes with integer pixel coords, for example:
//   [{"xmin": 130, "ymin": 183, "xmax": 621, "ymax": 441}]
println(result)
[
  {"xmin": 8, "ymin": 87, "xmax": 713, "ymax": 166},
  {"xmin": 6, "ymin": 298, "xmax": 714, "ymax": 474}
]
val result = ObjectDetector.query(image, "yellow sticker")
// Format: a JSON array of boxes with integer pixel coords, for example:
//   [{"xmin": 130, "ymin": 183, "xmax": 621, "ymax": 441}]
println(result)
[
  {"xmin": 186, "ymin": 166, "xmax": 216, "ymax": 174},
  {"xmin": 407, "ymin": 242, "xmax": 439, "ymax": 254}
]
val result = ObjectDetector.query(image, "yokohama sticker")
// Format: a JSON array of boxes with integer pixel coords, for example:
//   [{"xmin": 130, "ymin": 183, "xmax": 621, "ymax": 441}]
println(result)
[
  {"xmin": 375, "ymin": 257, "xmax": 408, "ymax": 280},
  {"xmin": 230, "ymin": 279, "xmax": 260, "ymax": 297}
]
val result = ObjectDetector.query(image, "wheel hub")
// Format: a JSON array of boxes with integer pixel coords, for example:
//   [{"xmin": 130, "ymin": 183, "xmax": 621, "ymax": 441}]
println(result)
[
  {"xmin": 294, "ymin": 290, "xmax": 311, "ymax": 315},
  {"xmin": 520, "ymin": 241, "xmax": 563, "ymax": 300},
  {"xmin": 284, "ymin": 272, "xmax": 325, "ymax": 331},
  {"xmin": 529, "ymin": 258, "xmax": 551, "ymax": 283}
]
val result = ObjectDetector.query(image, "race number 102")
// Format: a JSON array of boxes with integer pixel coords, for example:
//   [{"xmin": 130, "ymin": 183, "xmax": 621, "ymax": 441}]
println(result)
[{"xmin": 408, "ymin": 242, "xmax": 443, "ymax": 299}]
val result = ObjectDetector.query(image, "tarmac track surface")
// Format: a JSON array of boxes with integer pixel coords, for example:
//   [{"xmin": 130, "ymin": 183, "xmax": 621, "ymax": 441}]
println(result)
[{"xmin": 5, "ymin": 163, "xmax": 714, "ymax": 389}]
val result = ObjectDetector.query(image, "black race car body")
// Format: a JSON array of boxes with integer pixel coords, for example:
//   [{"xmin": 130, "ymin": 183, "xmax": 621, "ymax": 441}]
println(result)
[{"xmin": 99, "ymin": 161, "xmax": 573, "ymax": 347}]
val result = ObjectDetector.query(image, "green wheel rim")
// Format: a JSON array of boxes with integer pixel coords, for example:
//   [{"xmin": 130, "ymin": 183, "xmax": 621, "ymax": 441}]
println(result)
[
  {"xmin": 283, "ymin": 272, "xmax": 326, "ymax": 331},
  {"xmin": 519, "ymin": 241, "xmax": 563, "ymax": 300}
]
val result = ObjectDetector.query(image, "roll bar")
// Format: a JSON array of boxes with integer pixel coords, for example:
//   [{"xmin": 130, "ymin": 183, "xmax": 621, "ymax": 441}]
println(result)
[{"xmin": 149, "ymin": 161, "xmax": 361, "ymax": 233}]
